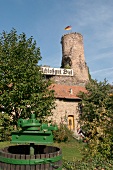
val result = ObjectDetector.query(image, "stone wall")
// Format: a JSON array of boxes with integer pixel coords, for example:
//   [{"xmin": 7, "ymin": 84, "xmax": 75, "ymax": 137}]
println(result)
[
  {"xmin": 48, "ymin": 32, "xmax": 88, "ymax": 136},
  {"xmin": 49, "ymin": 32, "xmax": 89, "ymax": 86},
  {"xmin": 61, "ymin": 32, "xmax": 89, "ymax": 84},
  {"xmin": 50, "ymin": 75, "xmax": 88, "ymax": 86},
  {"xmin": 50, "ymin": 99, "xmax": 80, "ymax": 136}
]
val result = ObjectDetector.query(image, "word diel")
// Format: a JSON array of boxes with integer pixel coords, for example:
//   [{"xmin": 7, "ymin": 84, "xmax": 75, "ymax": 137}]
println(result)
[{"xmin": 40, "ymin": 67, "xmax": 73, "ymax": 76}]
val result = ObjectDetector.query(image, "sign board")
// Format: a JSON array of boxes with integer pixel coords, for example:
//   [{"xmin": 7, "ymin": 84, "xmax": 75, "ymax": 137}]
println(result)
[{"xmin": 40, "ymin": 67, "xmax": 73, "ymax": 76}]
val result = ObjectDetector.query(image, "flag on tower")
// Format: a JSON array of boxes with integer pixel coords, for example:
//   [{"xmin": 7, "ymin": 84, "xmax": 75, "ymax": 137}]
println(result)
[{"xmin": 64, "ymin": 26, "xmax": 72, "ymax": 30}]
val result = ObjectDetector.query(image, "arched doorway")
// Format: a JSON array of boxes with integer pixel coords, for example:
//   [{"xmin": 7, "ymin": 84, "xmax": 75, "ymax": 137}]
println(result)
[{"xmin": 68, "ymin": 115, "xmax": 74, "ymax": 130}]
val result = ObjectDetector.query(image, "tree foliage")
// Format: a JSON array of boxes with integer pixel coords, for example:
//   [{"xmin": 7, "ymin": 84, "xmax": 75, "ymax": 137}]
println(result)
[
  {"xmin": 78, "ymin": 79, "xmax": 113, "ymax": 159},
  {"xmin": 0, "ymin": 29, "xmax": 55, "ymax": 140}
]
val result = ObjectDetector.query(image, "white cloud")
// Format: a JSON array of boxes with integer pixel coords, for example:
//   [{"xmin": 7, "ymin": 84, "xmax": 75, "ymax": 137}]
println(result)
[
  {"xmin": 91, "ymin": 67, "xmax": 113, "ymax": 74},
  {"xmin": 87, "ymin": 51, "xmax": 113, "ymax": 62}
]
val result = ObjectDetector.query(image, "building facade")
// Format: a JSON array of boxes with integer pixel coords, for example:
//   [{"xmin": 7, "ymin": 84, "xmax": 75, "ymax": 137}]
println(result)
[
  {"xmin": 49, "ymin": 84, "xmax": 87, "ymax": 137},
  {"xmin": 42, "ymin": 32, "xmax": 89, "ymax": 136}
]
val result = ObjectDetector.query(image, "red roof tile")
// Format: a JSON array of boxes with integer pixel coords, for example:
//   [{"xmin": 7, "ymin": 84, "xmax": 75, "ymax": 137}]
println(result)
[{"xmin": 50, "ymin": 84, "xmax": 87, "ymax": 100}]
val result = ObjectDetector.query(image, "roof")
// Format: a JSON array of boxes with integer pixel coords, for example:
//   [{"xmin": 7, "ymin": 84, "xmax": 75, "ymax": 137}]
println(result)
[{"xmin": 50, "ymin": 84, "xmax": 87, "ymax": 100}]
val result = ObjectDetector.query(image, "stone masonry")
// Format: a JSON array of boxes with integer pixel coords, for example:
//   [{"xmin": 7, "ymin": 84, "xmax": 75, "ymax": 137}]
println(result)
[
  {"xmin": 50, "ymin": 99, "xmax": 80, "ymax": 137},
  {"xmin": 50, "ymin": 32, "xmax": 89, "ymax": 86},
  {"xmin": 47, "ymin": 32, "xmax": 89, "ymax": 137}
]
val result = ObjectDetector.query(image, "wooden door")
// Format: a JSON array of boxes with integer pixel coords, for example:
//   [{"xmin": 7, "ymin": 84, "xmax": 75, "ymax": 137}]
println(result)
[{"xmin": 68, "ymin": 115, "xmax": 74, "ymax": 130}]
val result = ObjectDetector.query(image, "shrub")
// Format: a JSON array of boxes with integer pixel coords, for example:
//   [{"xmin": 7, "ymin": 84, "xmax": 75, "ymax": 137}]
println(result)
[
  {"xmin": 63, "ymin": 157, "xmax": 113, "ymax": 170},
  {"xmin": 0, "ymin": 112, "xmax": 13, "ymax": 141},
  {"xmin": 53, "ymin": 123, "xmax": 74, "ymax": 142}
]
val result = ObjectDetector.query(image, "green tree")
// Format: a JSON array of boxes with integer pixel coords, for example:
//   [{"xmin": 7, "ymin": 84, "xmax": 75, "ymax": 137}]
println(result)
[
  {"xmin": 78, "ymin": 79, "xmax": 113, "ymax": 159},
  {"xmin": 0, "ymin": 29, "xmax": 55, "ymax": 140}
]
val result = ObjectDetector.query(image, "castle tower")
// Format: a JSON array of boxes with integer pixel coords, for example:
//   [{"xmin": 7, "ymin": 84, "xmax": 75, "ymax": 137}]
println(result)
[{"xmin": 61, "ymin": 32, "xmax": 89, "ymax": 84}]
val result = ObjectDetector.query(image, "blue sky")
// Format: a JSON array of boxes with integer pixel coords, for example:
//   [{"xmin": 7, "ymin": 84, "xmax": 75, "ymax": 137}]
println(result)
[{"xmin": 0, "ymin": 0, "xmax": 113, "ymax": 84}]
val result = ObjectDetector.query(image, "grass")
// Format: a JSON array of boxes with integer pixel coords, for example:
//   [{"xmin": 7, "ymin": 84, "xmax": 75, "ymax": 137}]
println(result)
[
  {"xmin": 0, "ymin": 139, "xmax": 84, "ymax": 161},
  {"xmin": 53, "ymin": 140, "xmax": 84, "ymax": 161}
]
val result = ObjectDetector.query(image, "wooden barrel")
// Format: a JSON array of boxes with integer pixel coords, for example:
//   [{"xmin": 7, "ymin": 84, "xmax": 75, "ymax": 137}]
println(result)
[{"xmin": 0, "ymin": 145, "xmax": 62, "ymax": 170}]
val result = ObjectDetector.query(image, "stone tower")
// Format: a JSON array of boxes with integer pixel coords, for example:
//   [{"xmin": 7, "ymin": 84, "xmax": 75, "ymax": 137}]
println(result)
[{"xmin": 61, "ymin": 32, "xmax": 89, "ymax": 84}]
